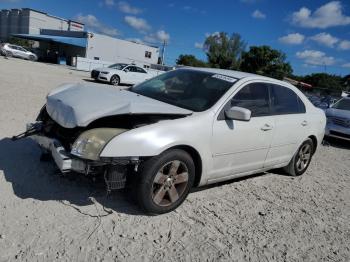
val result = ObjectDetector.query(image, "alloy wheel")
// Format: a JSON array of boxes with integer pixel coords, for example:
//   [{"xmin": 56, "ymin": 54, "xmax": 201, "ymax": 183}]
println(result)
[
  {"xmin": 296, "ymin": 143, "xmax": 312, "ymax": 172},
  {"xmin": 152, "ymin": 160, "xmax": 189, "ymax": 207}
]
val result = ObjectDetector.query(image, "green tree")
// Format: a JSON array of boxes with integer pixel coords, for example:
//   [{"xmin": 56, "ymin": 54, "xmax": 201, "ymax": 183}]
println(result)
[
  {"xmin": 240, "ymin": 45, "xmax": 293, "ymax": 79},
  {"xmin": 8, "ymin": 37, "xmax": 32, "ymax": 48},
  {"xmin": 303, "ymin": 73, "xmax": 343, "ymax": 90},
  {"xmin": 176, "ymin": 54, "xmax": 208, "ymax": 67},
  {"xmin": 203, "ymin": 32, "xmax": 246, "ymax": 70}
]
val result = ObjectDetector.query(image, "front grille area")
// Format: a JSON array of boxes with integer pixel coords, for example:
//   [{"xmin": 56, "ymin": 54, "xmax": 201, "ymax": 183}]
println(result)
[
  {"xmin": 332, "ymin": 117, "xmax": 350, "ymax": 128},
  {"xmin": 330, "ymin": 130, "xmax": 350, "ymax": 139},
  {"xmin": 91, "ymin": 70, "xmax": 100, "ymax": 79}
]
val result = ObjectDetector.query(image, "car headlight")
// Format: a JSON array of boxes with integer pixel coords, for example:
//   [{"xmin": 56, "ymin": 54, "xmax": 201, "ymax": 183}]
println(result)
[
  {"xmin": 71, "ymin": 128, "xmax": 127, "ymax": 160},
  {"xmin": 101, "ymin": 71, "xmax": 109, "ymax": 74}
]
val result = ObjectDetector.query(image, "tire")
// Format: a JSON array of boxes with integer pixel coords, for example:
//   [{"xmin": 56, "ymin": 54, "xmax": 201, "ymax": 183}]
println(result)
[
  {"xmin": 110, "ymin": 75, "xmax": 120, "ymax": 86},
  {"xmin": 6, "ymin": 51, "xmax": 13, "ymax": 57},
  {"xmin": 28, "ymin": 55, "xmax": 36, "ymax": 61},
  {"xmin": 283, "ymin": 138, "xmax": 314, "ymax": 176},
  {"xmin": 134, "ymin": 149, "xmax": 195, "ymax": 214}
]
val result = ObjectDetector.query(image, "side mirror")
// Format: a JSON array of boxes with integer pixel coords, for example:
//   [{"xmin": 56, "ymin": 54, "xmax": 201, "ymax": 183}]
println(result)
[{"xmin": 225, "ymin": 106, "xmax": 251, "ymax": 121}]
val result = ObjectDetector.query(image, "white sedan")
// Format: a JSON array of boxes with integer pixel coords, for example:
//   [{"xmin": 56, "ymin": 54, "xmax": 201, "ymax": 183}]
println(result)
[
  {"xmin": 21, "ymin": 68, "xmax": 326, "ymax": 214},
  {"xmin": 91, "ymin": 63, "xmax": 152, "ymax": 86}
]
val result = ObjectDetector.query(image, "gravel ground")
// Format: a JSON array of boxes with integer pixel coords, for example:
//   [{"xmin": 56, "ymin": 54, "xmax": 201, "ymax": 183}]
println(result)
[{"xmin": 0, "ymin": 58, "xmax": 349, "ymax": 262}]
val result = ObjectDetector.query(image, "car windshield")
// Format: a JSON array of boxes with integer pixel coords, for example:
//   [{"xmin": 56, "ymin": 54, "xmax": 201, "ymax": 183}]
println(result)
[
  {"xmin": 130, "ymin": 69, "xmax": 237, "ymax": 112},
  {"xmin": 108, "ymin": 63, "xmax": 128, "ymax": 70},
  {"xmin": 332, "ymin": 98, "xmax": 350, "ymax": 111}
]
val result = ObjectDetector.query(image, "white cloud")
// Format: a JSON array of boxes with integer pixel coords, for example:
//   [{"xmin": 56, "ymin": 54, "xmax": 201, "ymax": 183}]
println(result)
[
  {"xmin": 291, "ymin": 1, "xmax": 350, "ymax": 29},
  {"xmin": 205, "ymin": 32, "xmax": 220, "ymax": 38},
  {"xmin": 338, "ymin": 40, "xmax": 350, "ymax": 50},
  {"xmin": 279, "ymin": 33, "xmax": 305, "ymax": 45},
  {"xmin": 194, "ymin": 42, "xmax": 203, "ymax": 49},
  {"xmin": 342, "ymin": 63, "xmax": 350, "ymax": 68},
  {"xmin": 310, "ymin": 32, "xmax": 339, "ymax": 48},
  {"xmin": 252, "ymin": 10, "xmax": 266, "ymax": 19},
  {"xmin": 75, "ymin": 14, "xmax": 119, "ymax": 36},
  {"xmin": 124, "ymin": 16, "xmax": 151, "ymax": 32},
  {"xmin": 296, "ymin": 50, "xmax": 335, "ymax": 66},
  {"xmin": 104, "ymin": 0, "xmax": 115, "ymax": 7},
  {"xmin": 144, "ymin": 30, "xmax": 170, "ymax": 44},
  {"xmin": 118, "ymin": 1, "xmax": 142, "ymax": 14}
]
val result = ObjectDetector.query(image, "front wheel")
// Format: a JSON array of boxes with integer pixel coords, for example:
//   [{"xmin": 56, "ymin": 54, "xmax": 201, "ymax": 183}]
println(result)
[
  {"xmin": 110, "ymin": 75, "xmax": 120, "ymax": 86},
  {"xmin": 283, "ymin": 138, "xmax": 314, "ymax": 176},
  {"xmin": 134, "ymin": 149, "xmax": 195, "ymax": 214},
  {"xmin": 28, "ymin": 55, "xmax": 36, "ymax": 61}
]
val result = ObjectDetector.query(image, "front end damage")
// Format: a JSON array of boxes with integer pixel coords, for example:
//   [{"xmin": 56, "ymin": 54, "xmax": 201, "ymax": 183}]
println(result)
[
  {"xmin": 13, "ymin": 106, "xmax": 186, "ymax": 192},
  {"xmin": 18, "ymin": 121, "xmax": 140, "ymax": 192}
]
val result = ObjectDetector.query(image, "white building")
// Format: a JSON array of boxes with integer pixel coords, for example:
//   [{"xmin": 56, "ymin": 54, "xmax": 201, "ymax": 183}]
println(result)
[
  {"xmin": 0, "ymin": 8, "xmax": 84, "ymax": 41},
  {"xmin": 0, "ymin": 8, "xmax": 160, "ymax": 69}
]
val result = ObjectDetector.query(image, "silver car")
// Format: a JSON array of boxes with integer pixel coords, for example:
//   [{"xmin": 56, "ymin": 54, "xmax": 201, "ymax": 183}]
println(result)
[
  {"xmin": 15, "ymin": 68, "xmax": 325, "ymax": 214},
  {"xmin": 1, "ymin": 43, "xmax": 37, "ymax": 61},
  {"xmin": 325, "ymin": 97, "xmax": 350, "ymax": 141}
]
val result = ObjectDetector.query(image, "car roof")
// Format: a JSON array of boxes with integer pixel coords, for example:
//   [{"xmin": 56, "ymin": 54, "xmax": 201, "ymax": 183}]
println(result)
[{"xmin": 180, "ymin": 67, "xmax": 288, "ymax": 84}]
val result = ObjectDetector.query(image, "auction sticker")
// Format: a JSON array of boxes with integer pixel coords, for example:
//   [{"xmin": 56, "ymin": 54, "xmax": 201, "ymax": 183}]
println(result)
[{"xmin": 212, "ymin": 74, "xmax": 237, "ymax": 83}]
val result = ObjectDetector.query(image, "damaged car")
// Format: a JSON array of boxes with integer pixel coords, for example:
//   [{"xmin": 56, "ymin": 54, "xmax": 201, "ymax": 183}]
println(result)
[{"xmin": 14, "ymin": 68, "xmax": 326, "ymax": 214}]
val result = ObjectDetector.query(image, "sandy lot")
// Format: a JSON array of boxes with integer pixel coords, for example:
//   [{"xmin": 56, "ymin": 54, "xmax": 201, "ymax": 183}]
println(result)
[{"xmin": 0, "ymin": 58, "xmax": 349, "ymax": 262}]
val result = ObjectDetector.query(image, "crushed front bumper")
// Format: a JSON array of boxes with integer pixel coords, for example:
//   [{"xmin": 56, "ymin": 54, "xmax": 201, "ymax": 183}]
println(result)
[
  {"xmin": 26, "ymin": 123, "xmax": 86, "ymax": 173},
  {"xmin": 31, "ymin": 134, "xmax": 86, "ymax": 173}
]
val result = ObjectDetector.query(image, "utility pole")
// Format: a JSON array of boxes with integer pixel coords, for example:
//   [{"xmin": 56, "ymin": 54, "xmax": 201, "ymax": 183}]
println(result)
[{"xmin": 161, "ymin": 40, "xmax": 166, "ymax": 65}]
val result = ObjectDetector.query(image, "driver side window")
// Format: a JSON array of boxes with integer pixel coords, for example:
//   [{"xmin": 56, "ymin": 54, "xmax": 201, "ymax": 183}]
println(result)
[{"xmin": 231, "ymin": 83, "xmax": 270, "ymax": 117}]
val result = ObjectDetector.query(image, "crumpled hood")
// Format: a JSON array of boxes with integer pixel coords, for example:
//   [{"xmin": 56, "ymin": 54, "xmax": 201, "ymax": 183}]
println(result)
[
  {"xmin": 326, "ymin": 108, "xmax": 350, "ymax": 119},
  {"xmin": 46, "ymin": 83, "xmax": 192, "ymax": 128}
]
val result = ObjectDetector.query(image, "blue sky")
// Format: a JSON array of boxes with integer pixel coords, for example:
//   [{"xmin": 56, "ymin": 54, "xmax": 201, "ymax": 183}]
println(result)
[{"xmin": 1, "ymin": 0, "xmax": 350, "ymax": 76}]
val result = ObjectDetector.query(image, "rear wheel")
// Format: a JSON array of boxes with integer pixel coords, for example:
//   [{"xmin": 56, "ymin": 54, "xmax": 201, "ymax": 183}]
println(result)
[
  {"xmin": 135, "ymin": 149, "xmax": 195, "ymax": 214},
  {"xmin": 283, "ymin": 138, "xmax": 314, "ymax": 176},
  {"xmin": 110, "ymin": 75, "xmax": 120, "ymax": 86},
  {"xmin": 6, "ymin": 51, "xmax": 13, "ymax": 57}
]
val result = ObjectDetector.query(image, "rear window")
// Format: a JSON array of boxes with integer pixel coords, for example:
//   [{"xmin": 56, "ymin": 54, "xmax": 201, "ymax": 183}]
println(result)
[{"xmin": 270, "ymin": 84, "xmax": 306, "ymax": 114}]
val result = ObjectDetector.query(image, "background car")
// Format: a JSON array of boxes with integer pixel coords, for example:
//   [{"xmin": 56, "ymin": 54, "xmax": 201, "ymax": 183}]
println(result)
[
  {"xmin": 0, "ymin": 43, "xmax": 37, "ymax": 61},
  {"xmin": 325, "ymin": 97, "xmax": 350, "ymax": 141},
  {"xmin": 91, "ymin": 63, "xmax": 153, "ymax": 86}
]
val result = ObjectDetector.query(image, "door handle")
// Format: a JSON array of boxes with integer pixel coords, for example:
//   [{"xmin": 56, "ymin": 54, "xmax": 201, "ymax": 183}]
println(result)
[
  {"xmin": 261, "ymin": 124, "xmax": 273, "ymax": 131},
  {"xmin": 301, "ymin": 120, "xmax": 308, "ymax": 126}
]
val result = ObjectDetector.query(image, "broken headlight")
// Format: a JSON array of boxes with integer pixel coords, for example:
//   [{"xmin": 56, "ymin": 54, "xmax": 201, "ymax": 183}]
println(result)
[{"xmin": 71, "ymin": 128, "xmax": 127, "ymax": 160}]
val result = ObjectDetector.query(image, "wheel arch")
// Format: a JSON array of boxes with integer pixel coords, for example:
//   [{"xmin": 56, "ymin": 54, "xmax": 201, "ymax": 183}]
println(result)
[
  {"xmin": 308, "ymin": 135, "xmax": 318, "ymax": 154},
  {"xmin": 110, "ymin": 74, "xmax": 120, "ymax": 84},
  {"xmin": 165, "ymin": 145, "xmax": 203, "ymax": 187}
]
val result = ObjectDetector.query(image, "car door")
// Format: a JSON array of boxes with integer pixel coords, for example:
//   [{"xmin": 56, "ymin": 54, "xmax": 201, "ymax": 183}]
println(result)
[
  {"xmin": 9, "ymin": 45, "xmax": 20, "ymax": 57},
  {"xmin": 123, "ymin": 66, "xmax": 139, "ymax": 85},
  {"xmin": 211, "ymin": 82, "xmax": 275, "ymax": 179},
  {"xmin": 264, "ymin": 84, "xmax": 308, "ymax": 167},
  {"xmin": 135, "ymin": 66, "xmax": 149, "ymax": 83}
]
